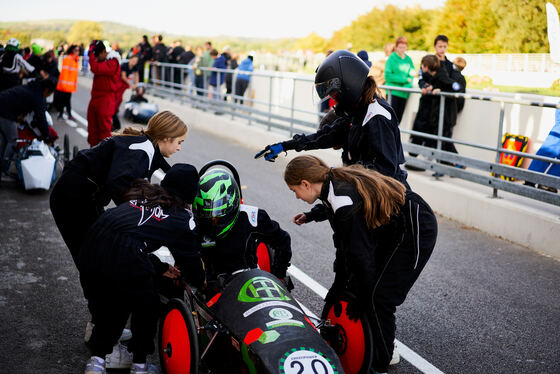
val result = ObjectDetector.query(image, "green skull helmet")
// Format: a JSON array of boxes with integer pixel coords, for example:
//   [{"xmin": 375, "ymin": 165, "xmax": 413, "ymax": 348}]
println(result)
[{"xmin": 193, "ymin": 168, "xmax": 241, "ymax": 239}]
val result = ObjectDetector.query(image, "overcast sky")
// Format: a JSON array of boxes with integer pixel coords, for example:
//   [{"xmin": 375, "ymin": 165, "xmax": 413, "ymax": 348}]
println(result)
[{"xmin": 2, "ymin": 0, "xmax": 446, "ymax": 39}]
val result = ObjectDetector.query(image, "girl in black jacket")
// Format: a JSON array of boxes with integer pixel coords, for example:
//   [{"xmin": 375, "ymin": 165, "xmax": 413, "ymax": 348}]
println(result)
[
  {"xmin": 256, "ymin": 50, "xmax": 408, "ymax": 188},
  {"xmin": 50, "ymin": 110, "xmax": 188, "ymax": 266},
  {"xmin": 81, "ymin": 164, "xmax": 204, "ymax": 374},
  {"xmin": 284, "ymin": 155, "xmax": 438, "ymax": 374}
]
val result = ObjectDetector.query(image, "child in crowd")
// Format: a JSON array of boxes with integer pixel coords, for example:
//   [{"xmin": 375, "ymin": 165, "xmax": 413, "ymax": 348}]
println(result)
[
  {"xmin": 408, "ymin": 54, "xmax": 463, "ymax": 169},
  {"xmin": 451, "ymin": 57, "xmax": 467, "ymax": 113},
  {"xmin": 408, "ymin": 54, "xmax": 440, "ymax": 156}
]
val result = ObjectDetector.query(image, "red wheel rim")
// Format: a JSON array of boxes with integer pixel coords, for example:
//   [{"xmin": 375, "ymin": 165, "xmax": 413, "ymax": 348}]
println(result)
[
  {"xmin": 161, "ymin": 309, "xmax": 191, "ymax": 374},
  {"xmin": 256, "ymin": 243, "xmax": 271, "ymax": 272},
  {"xmin": 326, "ymin": 301, "xmax": 366, "ymax": 374}
]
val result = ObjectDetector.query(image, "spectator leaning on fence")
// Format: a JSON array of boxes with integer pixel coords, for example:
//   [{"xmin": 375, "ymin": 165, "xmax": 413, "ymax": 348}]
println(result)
[
  {"xmin": 384, "ymin": 36, "xmax": 416, "ymax": 124},
  {"xmin": 137, "ymin": 35, "xmax": 152, "ymax": 83},
  {"xmin": 198, "ymin": 41, "xmax": 214, "ymax": 90},
  {"xmin": 209, "ymin": 48, "xmax": 227, "ymax": 101},
  {"xmin": 234, "ymin": 55, "xmax": 253, "ymax": 104}
]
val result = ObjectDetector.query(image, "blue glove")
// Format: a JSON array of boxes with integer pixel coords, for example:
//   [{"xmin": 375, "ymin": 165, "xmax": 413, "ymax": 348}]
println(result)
[{"xmin": 254, "ymin": 143, "xmax": 284, "ymax": 162}]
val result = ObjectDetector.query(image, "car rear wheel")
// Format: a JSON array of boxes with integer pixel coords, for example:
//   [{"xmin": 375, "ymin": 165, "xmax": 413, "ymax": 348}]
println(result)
[
  {"xmin": 320, "ymin": 295, "xmax": 373, "ymax": 374},
  {"xmin": 159, "ymin": 298, "xmax": 200, "ymax": 374}
]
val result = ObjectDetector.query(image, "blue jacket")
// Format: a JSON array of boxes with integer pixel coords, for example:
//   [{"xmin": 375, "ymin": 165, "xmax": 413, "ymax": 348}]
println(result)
[
  {"xmin": 237, "ymin": 58, "xmax": 254, "ymax": 82},
  {"xmin": 209, "ymin": 54, "xmax": 227, "ymax": 86}
]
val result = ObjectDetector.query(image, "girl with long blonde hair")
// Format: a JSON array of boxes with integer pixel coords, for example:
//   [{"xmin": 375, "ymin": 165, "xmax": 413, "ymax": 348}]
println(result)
[
  {"xmin": 51, "ymin": 109, "xmax": 188, "ymax": 264},
  {"xmin": 284, "ymin": 155, "xmax": 437, "ymax": 374}
]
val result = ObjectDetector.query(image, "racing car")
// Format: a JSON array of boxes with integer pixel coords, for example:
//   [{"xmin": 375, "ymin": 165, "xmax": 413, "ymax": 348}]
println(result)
[
  {"xmin": 2, "ymin": 111, "xmax": 75, "ymax": 190},
  {"xmin": 157, "ymin": 160, "xmax": 375, "ymax": 374}
]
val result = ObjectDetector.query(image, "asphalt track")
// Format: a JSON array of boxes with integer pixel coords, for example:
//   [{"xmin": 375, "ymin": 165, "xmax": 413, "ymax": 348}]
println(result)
[{"xmin": 0, "ymin": 81, "xmax": 559, "ymax": 373}]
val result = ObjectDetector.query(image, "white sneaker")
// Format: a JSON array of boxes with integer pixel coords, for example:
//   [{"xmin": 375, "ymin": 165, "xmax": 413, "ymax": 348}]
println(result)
[
  {"xmin": 85, "ymin": 321, "xmax": 132, "ymax": 343},
  {"xmin": 84, "ymin": 356, "xmax": 106, "ymax": 374},
  {"xmin": 105, "ymin": 343, "xmax": 133, "ymax": 369},
  {"xmin": 390, "ymin": 341, "xmax": 400, "ymax": 365},
  {"xmin": 130, "ymin": 362, "xmax": 159, "ymax": 374}
]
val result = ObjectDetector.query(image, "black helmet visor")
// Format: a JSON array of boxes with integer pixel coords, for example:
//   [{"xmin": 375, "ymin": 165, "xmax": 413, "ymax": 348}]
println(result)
[{"xmin": 315, "ymin": 77, "xmax": 341, "ymax": 100}]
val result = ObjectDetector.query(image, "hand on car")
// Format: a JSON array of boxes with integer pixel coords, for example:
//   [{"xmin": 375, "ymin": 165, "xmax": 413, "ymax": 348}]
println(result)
[{"xmin": 162, "ymin": 265, "xmax": 181, "ymax": 279}]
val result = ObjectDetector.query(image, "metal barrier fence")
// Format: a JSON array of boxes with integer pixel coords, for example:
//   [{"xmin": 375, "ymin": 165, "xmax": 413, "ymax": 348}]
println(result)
[{"xmin": 145, "ymin": 62, "xmax": 560, "ymax": 206}]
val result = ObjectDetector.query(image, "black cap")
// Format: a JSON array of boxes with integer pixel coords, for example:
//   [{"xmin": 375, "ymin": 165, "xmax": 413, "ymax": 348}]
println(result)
[{"xmin": 161, "ymin": 163, "xmax": 199, "ymax": 204}]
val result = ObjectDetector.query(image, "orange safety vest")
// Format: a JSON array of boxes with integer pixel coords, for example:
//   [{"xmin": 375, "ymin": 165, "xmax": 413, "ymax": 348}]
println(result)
[{"xmin": 56, "ymin": 55, "xmax": 79, "ymax": 93}]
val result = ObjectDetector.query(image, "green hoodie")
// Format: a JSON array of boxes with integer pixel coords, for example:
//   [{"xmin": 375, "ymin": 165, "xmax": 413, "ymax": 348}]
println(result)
[{"xmin": 384, "ymin": 51, "xmax": 415, "ymax": 99}]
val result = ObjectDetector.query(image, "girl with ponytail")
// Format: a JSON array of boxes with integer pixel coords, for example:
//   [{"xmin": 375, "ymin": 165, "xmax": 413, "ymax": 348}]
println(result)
[
  {"xmin": 50, "ymin": 110, "xmax": 188, "ymax": 266},
  {"xmin": 284, "ymin": 155, "xmax": 438, "ymax": 374}
]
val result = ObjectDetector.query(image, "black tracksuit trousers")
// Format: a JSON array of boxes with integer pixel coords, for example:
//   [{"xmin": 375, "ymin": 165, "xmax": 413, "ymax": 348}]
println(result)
[
  {"xmin": 49, "ymin": 169, "xmax": 102, "ymax": 266},
  {"xmin": 82, "ymin": 274, "xmax": 160, "ymax": 362},
  {"xmin": 367, "ymin": 200, "xmax": 438, "ymax": 373}
]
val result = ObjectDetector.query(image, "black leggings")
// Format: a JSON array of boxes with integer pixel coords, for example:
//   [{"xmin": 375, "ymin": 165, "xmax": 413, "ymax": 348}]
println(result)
[{"xmin": 54, "ymin": 90, "xmax": 72, "ymax": 116}]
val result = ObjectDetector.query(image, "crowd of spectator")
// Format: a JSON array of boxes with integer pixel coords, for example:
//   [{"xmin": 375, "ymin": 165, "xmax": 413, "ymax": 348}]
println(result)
[
  {"xmin": 119, "ymin": 36, "xmax": 254, "ymax": 105},
  {"xmin": 343, "ymin": 35, "xmax": 468, "ymax": 174}
]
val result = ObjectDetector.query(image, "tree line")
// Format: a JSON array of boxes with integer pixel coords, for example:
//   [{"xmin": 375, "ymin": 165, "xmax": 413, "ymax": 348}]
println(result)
[
  {"xmin": 298, "ymin": 0, "xmax": 560, "ymax": 53},
  {"xmin": 1, "ymin": 0, "xmax": 559, "ymax": 54}
]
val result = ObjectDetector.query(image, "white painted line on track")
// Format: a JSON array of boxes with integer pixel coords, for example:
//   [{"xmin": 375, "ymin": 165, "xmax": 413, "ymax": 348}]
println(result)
[
  {"xmin": 75, "ymin": 128, "xmax": 89, "ymax": 138},
  {"xmin": 70, "ymin": 110, "xmax": 88, "ymax": 127},
  {"xmin": 147, "ymin": 156, "xmax": 445, "ymax": 373},
  {"xmin": 288, "ymin": 265, "xmax": 445, "ymax": 374},
  {"xmin": 397, "ymin": 343, "xmax": 445, "ymax": 374},
  {"xmin": 288, "ymin": 264, "xmax": 328, "ymax": 299},
  {"xmin": 64, "ymin": 119, "xmax": 77, "ymax": 128}
]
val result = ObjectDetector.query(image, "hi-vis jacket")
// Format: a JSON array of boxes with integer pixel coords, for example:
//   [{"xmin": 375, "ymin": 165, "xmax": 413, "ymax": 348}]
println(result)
[{"xmin": 56, "ymin": 55, "xmax": 79, "ymax": 93}]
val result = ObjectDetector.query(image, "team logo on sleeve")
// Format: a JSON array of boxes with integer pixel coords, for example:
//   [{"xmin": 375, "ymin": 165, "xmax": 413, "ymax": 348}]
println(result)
[{"xmin": 129, "ymin": 201, "xmax": 169, "ymax": 226}]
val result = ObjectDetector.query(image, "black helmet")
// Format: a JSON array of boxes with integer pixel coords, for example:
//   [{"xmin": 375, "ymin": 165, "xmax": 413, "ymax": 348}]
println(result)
[
  {"xmin": 192, "ymin": 168, "xmax": 241, "ymax": 239},
  {"xmin": 314, "ymin": 50, "xmax": 370, "ymax": 115}
]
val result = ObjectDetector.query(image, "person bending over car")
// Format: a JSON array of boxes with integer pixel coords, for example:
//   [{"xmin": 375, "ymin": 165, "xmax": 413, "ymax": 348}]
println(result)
[
  {"xmin": 0, "ymin": 78, "xmax": 55, "ymax": 180},
  {"xmin": 192, "ymin": 167, "xmax": 292, "ymax": 290},
  {"xmin": 81, "ymin": 164, "xmax": 204, "ymax": 374},
  {"xmin": 256, "ymin": 50, "xmax": 409, "ymax": 188},
  {"xmin": 284, "ymin": 155, "xmax": 437, "ymax": 374}
]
